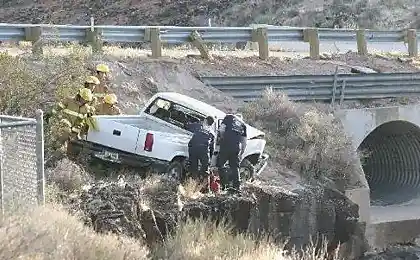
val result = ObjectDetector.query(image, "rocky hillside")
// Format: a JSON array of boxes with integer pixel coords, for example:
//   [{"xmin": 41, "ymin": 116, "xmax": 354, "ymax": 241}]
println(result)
[{"xmin": 0, "ymin": 0, "xmax": 419, "ymax": 29}]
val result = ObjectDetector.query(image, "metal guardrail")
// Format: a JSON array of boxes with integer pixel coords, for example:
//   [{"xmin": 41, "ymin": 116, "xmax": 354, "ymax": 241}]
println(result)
[
  {"xmin": 0, "ymin": 23, "xmax": 410, "ymax": 44},
  {"xmin": 199, "ymin": 72, "xmax": 420, "ymax": 102},
  {"xmin": 0, "ymin": 23, "xmax": 415, "ymax": 58}
]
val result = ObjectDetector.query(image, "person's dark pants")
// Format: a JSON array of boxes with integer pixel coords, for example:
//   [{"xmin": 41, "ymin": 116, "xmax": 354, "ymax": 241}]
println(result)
[
  {"xmin": 188, "ymin": 146, "xmax": 210, "ymax": 180},
  {"xmin": 216, "ymin": 147, "xmax": 241, "ymax": 190}
]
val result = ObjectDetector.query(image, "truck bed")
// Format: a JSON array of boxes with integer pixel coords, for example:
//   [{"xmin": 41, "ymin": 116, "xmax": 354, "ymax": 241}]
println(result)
[{"xmin": 85, "ymin": 114, "xmax": 192, "ymax": 160}]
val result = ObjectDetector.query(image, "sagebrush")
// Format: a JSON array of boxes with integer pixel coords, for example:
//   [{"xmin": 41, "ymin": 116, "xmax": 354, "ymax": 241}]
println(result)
[{"xmin": 241, "ymin": 89, "xmax": 363, "ymax": 189}]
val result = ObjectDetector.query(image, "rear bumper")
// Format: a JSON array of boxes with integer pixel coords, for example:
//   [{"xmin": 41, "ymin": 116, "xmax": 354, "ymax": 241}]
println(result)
[
  {"xmin": 68, "ymin": 140, "xmax": 170, "ymax": 172},
  {"xmin": 255, "ymin": 153, "xmax": 269, "ymax": 176}
]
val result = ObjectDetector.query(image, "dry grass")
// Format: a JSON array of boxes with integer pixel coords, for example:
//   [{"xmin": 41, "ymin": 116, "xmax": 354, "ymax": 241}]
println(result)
[
  {"xmin": 0, "ymin": 205, "xmax": 150, "ymax": 260},
  {"xmin": 153, "ymin": 217, "xmax": 339, "ymax": 260},
  {"xmin": 178, "ymin": 178, "xmax": 207, "ymax": 199},
  {"xmin": 0, "ymin": 42, "xmax": 304, "ymax": 59},
  {"xmin": 46, "ymin": 158, "xmax": 92, "ymax": 193},
  {"xmin": 241, "ymin": 89, "xmax": 362, "ymax": 189},
  {"xmin": 0, "ymin": 204, "xmax": 338, "ymax": 260}
]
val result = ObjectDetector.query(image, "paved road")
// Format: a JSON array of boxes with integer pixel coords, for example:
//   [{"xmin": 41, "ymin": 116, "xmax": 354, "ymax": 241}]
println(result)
[{"xmin": 270, "ymin": 41, "xmax": 411, "ymax": 55}]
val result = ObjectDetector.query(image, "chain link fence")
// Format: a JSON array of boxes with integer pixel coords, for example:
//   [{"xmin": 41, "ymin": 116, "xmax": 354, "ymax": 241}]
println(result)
[{"xmin": 0, "ymin": 110, "xmax": 45, "ymax": 214}]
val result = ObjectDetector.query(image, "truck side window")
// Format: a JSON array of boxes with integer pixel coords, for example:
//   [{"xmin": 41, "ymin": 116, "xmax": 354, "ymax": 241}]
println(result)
[
  {"xmin": 145, "ymin": 98, "xmax": 171, "ymax": 121},
  {"xmin": 145, "ymin": 97, "xmax": 207, "ymax": 132}
]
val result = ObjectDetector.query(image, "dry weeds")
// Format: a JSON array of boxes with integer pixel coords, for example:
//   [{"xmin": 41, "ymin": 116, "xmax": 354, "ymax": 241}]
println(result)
[
  {"xmin": 46, "ymin": 158, "xmax": 92, "ymax": 193},
  {"xmin": 241, "ymin": 89, "xmax": 362, "ymax": 189},
  {"xmin": 154, "ymin": 217, "xmax": 339, "ymax": 260},
  {"xmin": 0, "ymin": 205, "xmax": 150, "ymax": 260},
  {"xmin": 0, "ymin": 203, "xmax": 339, "ymax": 260}
]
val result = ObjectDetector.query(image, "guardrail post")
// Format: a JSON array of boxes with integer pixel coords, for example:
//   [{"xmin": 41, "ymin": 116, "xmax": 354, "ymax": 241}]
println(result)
[
  {"xmin": 150, "ymin": 27, "xmax": 162, "ymax": 58},
  {"xmin": 254, "ymin": 27, "xmax": 269, "ymax": 60},
  {"xmin": 248, "ymin": 24, "xmax": 260, "ymax": 50},
  {"xmin": 407, "ymin": 29, "xmax": 418, "ymax": 57},
  {"xmin": 189, "ymin": 31, "xmax": 211, "ymax": 59},
  {"xmin": 304, "ymin": 28, "xmax": 319, "ymax": 59},
  {"xmin": 24, "ymin": 26, "xmax": 43, "ymax": 56},
  {"xmin": 85, "ymin": 28, "xmax": 103, "ymax": 53},
  {"xmin": 356, "ymin": 29, "xmax": 368, "ymax": 56}
]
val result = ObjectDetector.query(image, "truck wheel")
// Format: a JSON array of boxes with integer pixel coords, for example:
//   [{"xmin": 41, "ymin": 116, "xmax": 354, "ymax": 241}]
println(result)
[
  {"xmin": 167, "ymin": 160, "xmax": 184, "ymax": 182},
  {"xmin": 240, "ymin": 159, "xmax": 255, "ymax": 183}
]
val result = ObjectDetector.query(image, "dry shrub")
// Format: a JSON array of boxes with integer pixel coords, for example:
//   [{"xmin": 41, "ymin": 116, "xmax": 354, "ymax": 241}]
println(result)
[
  {"xmin": 178, "ymin": 178, "xmax": 206, "ymax": 199},
  {"xmin": 139, "ymin": 175, "xmax": 182, "ymax": 213},
  {"xmin": 0, "ymin": 52, "xmax": 45, "ymax": 116},
  {"xmin": 46, "ymin": 157, "xmax": 92, "ymax": 192},
  {"xmin": 0, "ymin": 47, "xmax": 89, "ymax": 117},
  {"xmin": 153, "ymin": 217, "xmax": 339, "ymax": 260},
  {"xmin": 0, "ymin": 204, "xmax": 149, "ymax": 260},
  {"xmin": 241, "ymin": 89, "xmax": 361, "ymax": 189},
  {"xmin": 0, "ymin": 47, "xmax": 93, "ymax": 160}
]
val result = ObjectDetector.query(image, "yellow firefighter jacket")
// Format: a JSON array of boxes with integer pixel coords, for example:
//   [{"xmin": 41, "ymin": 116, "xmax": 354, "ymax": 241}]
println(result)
[
  {"xmin": 56, "ymin": 96, "xmax": 98, "ymax": 132},
  {"xmin": 95, "ymin": 102, "xmax": 122, "ymax": 115}
]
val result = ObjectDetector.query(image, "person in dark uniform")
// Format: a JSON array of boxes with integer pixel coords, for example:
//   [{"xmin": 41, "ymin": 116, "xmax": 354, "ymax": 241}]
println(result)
[
  {"xmin": 185, "ymin": 117, "xmax": 202, "ymax": 133},
  {"xmin": 188, "ymin": 116, "xmax": 216, "ymax": 181},
  {"xmin": 216, "ymin": 114, "xmax": 247, "ymax": 193}
]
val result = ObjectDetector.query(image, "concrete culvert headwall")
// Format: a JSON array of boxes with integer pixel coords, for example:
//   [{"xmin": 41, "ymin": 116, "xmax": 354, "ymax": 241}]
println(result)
[{"xmin": 358, "ymin": 120, "xmax": 420, "ymax": 206}]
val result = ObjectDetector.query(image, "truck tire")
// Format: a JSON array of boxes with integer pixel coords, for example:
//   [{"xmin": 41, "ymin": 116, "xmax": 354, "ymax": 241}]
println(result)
[
  {"xmin": 166, "ymin": 160, "xmax": 184, "ymax": 182},
  {"xmin": 240, "ymin": 159, "xmax": 255, "ymax": 183}
]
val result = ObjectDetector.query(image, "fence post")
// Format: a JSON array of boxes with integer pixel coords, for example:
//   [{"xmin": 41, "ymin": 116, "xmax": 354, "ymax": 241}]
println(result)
[
  {"xmin": 150, "ymin": 27, "xmax": 162, "ymax": 58},
  {"xmin": 304, "ymin": 28, "xmax": 320, "ymax": 59},
  {"xmin": 35, "ymin": 110, "xmax": 45, "ymax": 206},
  {"xmin": 0, "ymin": 118, "xmax": 3, "ymax": 217},
  {"xmin": 85, "ymin": 28, "xmax": 103, "ymax": 53},
  {"xmin": 407, "ymin": 29, "xmax": 418, "ymax": 57},
  {"xmin": 24, "ymin": 26, "xmax": 43, "ymax": 55},
  {"xmin": 254, "ymin": 27, "xmax": 269, "ymax": 60},
  {"xmin": 356, "ymin": 29, "xmax": 368, "ymax": 55}
]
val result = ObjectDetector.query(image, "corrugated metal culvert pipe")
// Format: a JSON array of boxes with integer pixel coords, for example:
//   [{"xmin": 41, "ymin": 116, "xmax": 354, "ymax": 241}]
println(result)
[{"xmin": 358, "ymin": 121, "xmax": 420, "ymax": 206}]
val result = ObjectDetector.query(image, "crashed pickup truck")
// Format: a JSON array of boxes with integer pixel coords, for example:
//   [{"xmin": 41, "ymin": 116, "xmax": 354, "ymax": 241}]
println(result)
[{"xmin": 69, "ymin": 92, "xmax": 269, "ymax": 181}]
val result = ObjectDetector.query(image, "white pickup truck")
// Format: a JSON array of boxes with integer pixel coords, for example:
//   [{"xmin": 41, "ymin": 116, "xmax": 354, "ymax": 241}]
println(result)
[{"xmin": 69, "ymin": 92, "xmax": 269, "ymax": 182}]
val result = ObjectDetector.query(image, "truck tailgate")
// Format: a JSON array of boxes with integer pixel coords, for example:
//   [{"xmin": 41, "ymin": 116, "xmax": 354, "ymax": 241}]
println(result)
[
  {"xmin": 86, "ymin": 116, "xmax": 141, "ymax": 154},
  {"xmin": 135, "ymin": 130, "xmax": 191, "ymax": 160}
]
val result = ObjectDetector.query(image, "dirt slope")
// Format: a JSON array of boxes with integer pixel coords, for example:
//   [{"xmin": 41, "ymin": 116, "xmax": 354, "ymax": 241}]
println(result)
[
  {"xmin": 89, "ymin": 57, "xmax": 243, "ymax": 114},
  {"xmin": 88, "ymin": 52, "xmax": 419, "ymax": 114}
]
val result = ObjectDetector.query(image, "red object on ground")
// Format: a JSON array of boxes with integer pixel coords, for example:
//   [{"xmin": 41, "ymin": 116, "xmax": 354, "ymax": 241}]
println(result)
[{"xmin": 209, "ymin": 174, "xmax": 221, "ymax": 193}]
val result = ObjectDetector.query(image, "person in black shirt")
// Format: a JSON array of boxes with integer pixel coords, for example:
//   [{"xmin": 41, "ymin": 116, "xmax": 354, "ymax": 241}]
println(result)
[
  {"xmin": 188, "ymin": 116, "xmax": 216, "ymax": 181},
  {"xmin": 216, "ymin": 114, "xmax": 247, "ymax": 193}
]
